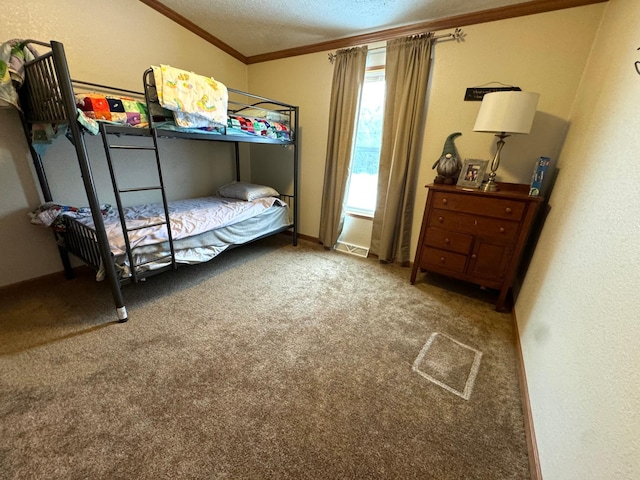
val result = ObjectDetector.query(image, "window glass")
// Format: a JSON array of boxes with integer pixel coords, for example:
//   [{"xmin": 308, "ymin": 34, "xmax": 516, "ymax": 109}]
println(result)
[{"xmin": 345, "ymin": 68, "xmax": 385, "ymax": 216}]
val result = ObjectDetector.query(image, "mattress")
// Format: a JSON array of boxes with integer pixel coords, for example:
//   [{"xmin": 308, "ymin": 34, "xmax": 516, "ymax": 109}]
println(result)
[
  {"xmin": 108, "ymin": 203, "xmax": 290, "ymax": 279},
  {"xmin": 67, "ymin": 195, "xmax": 290, "ymax": 279}
]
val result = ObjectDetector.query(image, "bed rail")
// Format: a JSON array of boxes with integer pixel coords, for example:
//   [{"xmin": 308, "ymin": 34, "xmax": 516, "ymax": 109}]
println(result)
[
  {"xmin": 18, "ymin": 41, "xmax": 65, "ymax": 124},
  {"xmin": 141, "ymin": 68, "xmax": 297, "ymax": 142},
  {"xmin": 60, "ymin": 217, "xmax": 103, "ymax": 272}
]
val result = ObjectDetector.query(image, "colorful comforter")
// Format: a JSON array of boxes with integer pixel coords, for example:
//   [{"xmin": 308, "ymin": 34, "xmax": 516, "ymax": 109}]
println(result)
[
  {"xmin": 73, "ymin": 82, "xmax": 290, "ymax": 140},
  {"xmin": 74, "ymin": 93, "xmax": 291, "ymax": 140},
  {"xmin": 227, "ymin": 114, "xmax": 291, "ymax": 140},
  {"xmin": 75, "ymin": 93, "xmax": 149, "ymax": 128}
]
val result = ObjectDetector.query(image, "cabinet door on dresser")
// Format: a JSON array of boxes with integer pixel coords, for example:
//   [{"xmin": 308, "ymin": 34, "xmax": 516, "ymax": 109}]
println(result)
[
  {"xmin": 467, "ymin": 240, "xmax": 512, "ymax": 283},
  {"xmin": 411, "ymin": 183, "xmax": 542, "ymax": 311}
]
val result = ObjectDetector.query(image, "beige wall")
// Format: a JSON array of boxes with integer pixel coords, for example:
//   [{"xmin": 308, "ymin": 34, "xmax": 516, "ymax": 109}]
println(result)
[
  {"xmin": 0, "ymin": 0, "xmax": 248, "ymax": 286},
  {"xmin": 248, "ymin": 53, "xmax": 334, "ymax": 238},
  {"xmin": 517, "ymin": 0, "xmax": 640, "ymax": 477}
]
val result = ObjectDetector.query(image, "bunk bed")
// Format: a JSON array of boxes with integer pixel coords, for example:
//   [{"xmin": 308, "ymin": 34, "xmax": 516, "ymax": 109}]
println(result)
[{"xmin": 17, "ymin": 40, "xmax": 299, "ymax": 323}]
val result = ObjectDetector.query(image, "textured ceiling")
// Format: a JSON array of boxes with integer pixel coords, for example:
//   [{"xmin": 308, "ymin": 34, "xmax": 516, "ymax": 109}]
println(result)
[{"xmin": 151, "ymin": 0, "xmax": 532, "ymax": 57}]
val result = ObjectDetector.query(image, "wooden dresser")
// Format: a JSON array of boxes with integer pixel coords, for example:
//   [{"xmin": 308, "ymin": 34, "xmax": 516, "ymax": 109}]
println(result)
[{"xmin": 410, "ymin": 182, "xmax": 543, "ymax": 311}]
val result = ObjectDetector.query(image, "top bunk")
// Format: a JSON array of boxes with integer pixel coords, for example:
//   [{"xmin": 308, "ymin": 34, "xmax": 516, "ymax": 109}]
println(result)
[{"xmin": 19, "ymin": 40, "xmax": 298, "ymax": 146}]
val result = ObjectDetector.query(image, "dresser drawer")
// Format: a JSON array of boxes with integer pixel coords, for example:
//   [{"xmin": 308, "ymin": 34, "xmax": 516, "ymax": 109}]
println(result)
[
  {"xmin": 431, "ymin": 191, "xmax": 525, "ymax": 221},
  {"xmin": 419, "ymin": 247, "xmax": 467, "ymax": 273},
  {"xmin": 429, "ymin": 209, "xmax": 519, "ymax": 243},
  {"xmin": 425, "ymin": 227, "xmax": 472, "ymax": 254}
]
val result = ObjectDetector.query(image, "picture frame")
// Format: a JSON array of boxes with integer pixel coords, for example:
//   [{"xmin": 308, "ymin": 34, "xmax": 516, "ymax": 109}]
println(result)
[{"xmin": 457, "ymin": 159, "xmax": 488, "ymax": 188}]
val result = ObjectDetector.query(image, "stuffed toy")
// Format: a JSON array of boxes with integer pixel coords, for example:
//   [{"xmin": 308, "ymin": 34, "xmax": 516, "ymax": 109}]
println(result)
[{"xmin": 432, "ymin": 132, "xmax": 462, "ymax": 184}]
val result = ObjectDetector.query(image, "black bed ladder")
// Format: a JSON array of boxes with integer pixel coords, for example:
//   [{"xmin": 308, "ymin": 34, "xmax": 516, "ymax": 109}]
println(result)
[{"xmin": 99, "ymin": 124, "xmax": 176, "ymax": 283}]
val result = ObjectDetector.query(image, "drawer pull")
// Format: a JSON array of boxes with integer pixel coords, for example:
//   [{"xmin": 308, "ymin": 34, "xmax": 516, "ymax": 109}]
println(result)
[
  {"xmin": 505, "ymin": 207, "xmax": 512, "ymax": 214},
  {"xmin": 499, "ymin": 227, "xmax": 505, "ymax": 233},
  {"xmin": 438, "ymin": 216, "xmax": 444, "ymax": 223},
  {"xmin": 444, "ymin": 238, "xmax": 450, "ymax": 244},
  {"xmin": 440, "ymin": 257, "xmax": 446, "ymax": 263},
  {"xmin": 471, "ymin": 254, "xmax": 477, "ymax": 259},
  {"xmin": 442, "ymin": 198, "xmax": 448, "ymax": 205}
]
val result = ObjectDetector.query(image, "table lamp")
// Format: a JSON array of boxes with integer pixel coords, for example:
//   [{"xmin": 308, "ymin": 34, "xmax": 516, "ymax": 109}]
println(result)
[{"xmin": 473, "ymin": 91, "xmax": 539, "ymax": 192}]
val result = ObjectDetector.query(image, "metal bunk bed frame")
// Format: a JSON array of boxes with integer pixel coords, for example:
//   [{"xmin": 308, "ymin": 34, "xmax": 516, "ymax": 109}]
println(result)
[{"xmin": 18, "ymin": 40, "xmax": 299, "ymax": 323}]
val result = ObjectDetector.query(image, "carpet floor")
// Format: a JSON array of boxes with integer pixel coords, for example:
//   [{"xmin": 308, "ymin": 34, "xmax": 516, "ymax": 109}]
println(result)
[{"xmin": 0, "ymin": 236, "xmax": 530, "ymax": 479}]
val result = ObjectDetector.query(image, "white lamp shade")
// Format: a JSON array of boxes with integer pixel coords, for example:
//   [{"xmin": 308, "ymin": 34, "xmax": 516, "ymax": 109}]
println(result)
[{"xmin": 473, "ymin": 91, "xmax": 539, "ymax": 134}]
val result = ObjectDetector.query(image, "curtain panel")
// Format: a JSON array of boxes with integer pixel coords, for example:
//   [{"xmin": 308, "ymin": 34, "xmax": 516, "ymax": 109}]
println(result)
[
  {"xmin": 319, "ymin": 46, "xmax": 368, "ymax": 248},
  {"xmin": 370, "ymin": 34, "xmax": 433, "ymax": 264}
]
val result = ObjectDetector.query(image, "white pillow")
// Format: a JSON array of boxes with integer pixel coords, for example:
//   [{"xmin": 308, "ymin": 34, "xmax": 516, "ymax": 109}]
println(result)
[{"xmin": 217, "ymin": 182, "xmax": 279, "ymax": 201}]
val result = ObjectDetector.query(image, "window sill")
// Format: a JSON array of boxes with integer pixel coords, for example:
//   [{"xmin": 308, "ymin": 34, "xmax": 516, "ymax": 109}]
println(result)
[{"xmin": 345, "ymin": 210, "xmax": 374, "ymax": 220}]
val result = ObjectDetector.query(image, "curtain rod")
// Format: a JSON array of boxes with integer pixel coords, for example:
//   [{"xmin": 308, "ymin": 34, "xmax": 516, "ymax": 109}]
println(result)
[{"xmin": 328, "ymin": 27, "xmax": 465, "ymax": 63}]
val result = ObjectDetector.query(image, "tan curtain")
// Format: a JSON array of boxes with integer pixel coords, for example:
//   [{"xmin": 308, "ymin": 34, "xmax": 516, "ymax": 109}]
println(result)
[
  {"xmin": 370, "ymin": 34, "xmax": 433, "ymax": 264},
  {"xmin": 319, "ymin": 46, "xmax": 368, "ymax": 248}
]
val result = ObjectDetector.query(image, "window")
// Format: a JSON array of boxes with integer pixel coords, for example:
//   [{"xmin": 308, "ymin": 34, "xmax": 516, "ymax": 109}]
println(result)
[{"xmin": 345, "ymin": 67, "xmax": 385, "ymax": 216}]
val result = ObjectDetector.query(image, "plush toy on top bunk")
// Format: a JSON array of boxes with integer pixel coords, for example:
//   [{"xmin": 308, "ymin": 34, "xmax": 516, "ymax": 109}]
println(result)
[{"xmin": 432, "ymin": 132, "xmax": 462, "ymax": 185}]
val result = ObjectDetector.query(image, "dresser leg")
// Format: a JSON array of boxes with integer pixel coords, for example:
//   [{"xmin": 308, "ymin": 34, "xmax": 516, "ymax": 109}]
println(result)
[
  {"xmin": 496, "ymin": 288, "xmax": 512, "ymax": 312},
  {"xmin": 410, "ymin": 269, "xmax": 417, "ymax": 284}
]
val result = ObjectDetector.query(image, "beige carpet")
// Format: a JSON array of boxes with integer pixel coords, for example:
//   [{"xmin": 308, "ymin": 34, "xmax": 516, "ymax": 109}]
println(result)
[{"xmin": 0, "ymin": 236, "xmax": 530, "ymax": 479}]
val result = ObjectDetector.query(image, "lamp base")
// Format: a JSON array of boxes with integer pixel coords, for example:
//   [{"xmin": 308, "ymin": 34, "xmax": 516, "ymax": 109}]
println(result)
[
  {"xmin": 481, "ymin": 179, "xmax": 499, "ymax": 192},
  {"xmin": 480, "ymin": 133, "xmax": 508, "ymax": 193}
]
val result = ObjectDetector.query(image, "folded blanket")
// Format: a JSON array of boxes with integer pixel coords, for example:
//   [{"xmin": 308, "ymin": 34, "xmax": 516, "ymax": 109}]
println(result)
[
  {"xmin": 151, "ymin": 65, "xmax": 228, "ymax": 128},
  {"xmin": 29, "ymin": 202, "xmax": 112, "ymax": 232},
  {"xmin": 0, "ymin": 39, "xmax": 38, "ymax": 110}
]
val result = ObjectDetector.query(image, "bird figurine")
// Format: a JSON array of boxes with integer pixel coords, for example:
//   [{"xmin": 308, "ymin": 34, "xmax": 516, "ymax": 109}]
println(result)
[{"xmin": 432, "ymin": 132, "xmax": 462, "ymax": 184}]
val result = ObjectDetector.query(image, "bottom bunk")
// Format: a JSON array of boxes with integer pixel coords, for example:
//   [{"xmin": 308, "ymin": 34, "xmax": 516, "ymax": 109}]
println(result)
[{"xmin": 32, "ymin": 190, "xmax": 293, "ymax": 286}]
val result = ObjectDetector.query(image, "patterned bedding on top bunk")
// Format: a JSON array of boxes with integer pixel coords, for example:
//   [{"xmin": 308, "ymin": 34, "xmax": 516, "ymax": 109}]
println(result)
[
  {"xmin": 75, "ymin": 92, "xmax": 291, "ymax": 140},
  {"xmin": 74, "ymin": 63, "xmax": 291, "ymax": 140}
]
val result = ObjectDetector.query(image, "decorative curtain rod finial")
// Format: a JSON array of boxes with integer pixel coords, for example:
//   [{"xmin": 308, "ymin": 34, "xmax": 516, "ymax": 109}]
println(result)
[
  {"xmin": 433, "ymin": 27, "xmax": 465, "ymax": 42},
  {"xmin": 452, "ymin": 28, "xmax": 465, "ymax": 42}
]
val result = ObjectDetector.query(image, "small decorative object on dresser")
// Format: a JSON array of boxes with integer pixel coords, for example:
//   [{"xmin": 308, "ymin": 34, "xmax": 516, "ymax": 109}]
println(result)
[
  {"xmin": 410, "ymin": 182, "xmax": 543, "ymax": 312},
  {"xmin": 432, "ymin": 132, "xmax": 462, "ymax": 184},
  {"xmin": 457, "ymin": 159, "xmax": 489, "ymax": 188},
  {"xmin": 529, "ymin": 156, "xmax": 551, "ymax": 196}
]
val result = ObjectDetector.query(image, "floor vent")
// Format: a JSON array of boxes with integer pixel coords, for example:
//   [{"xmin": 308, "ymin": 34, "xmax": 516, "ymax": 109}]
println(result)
[{"xmin": 335, "ymin": 241, "xmax": 370, "ymax": 258}]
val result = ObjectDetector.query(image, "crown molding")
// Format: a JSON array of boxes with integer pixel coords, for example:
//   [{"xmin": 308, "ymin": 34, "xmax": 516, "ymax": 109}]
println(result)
[
  {"xmin": 139, "ymin": 0, "xmax": 607, "ymax": 65},
  {"xmin": 138, "ymin": 0, "xmax": 248, "ymax": 63}
]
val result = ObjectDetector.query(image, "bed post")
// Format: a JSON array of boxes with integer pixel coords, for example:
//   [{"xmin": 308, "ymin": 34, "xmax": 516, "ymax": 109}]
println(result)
[
  {"xmin": 50, "ymin": 41, "xmax": 128, "ymax": 322},
  {"xmin": 18, "ymin": 112, "xmax": 75, "ymax": 279},
  {"xmin": 234, "ymin": 141, "xmax": 241, "ymax": 182},
  {"xmin": 292, "ymin": 106, "xmax": 299, "ymax": 246}
]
